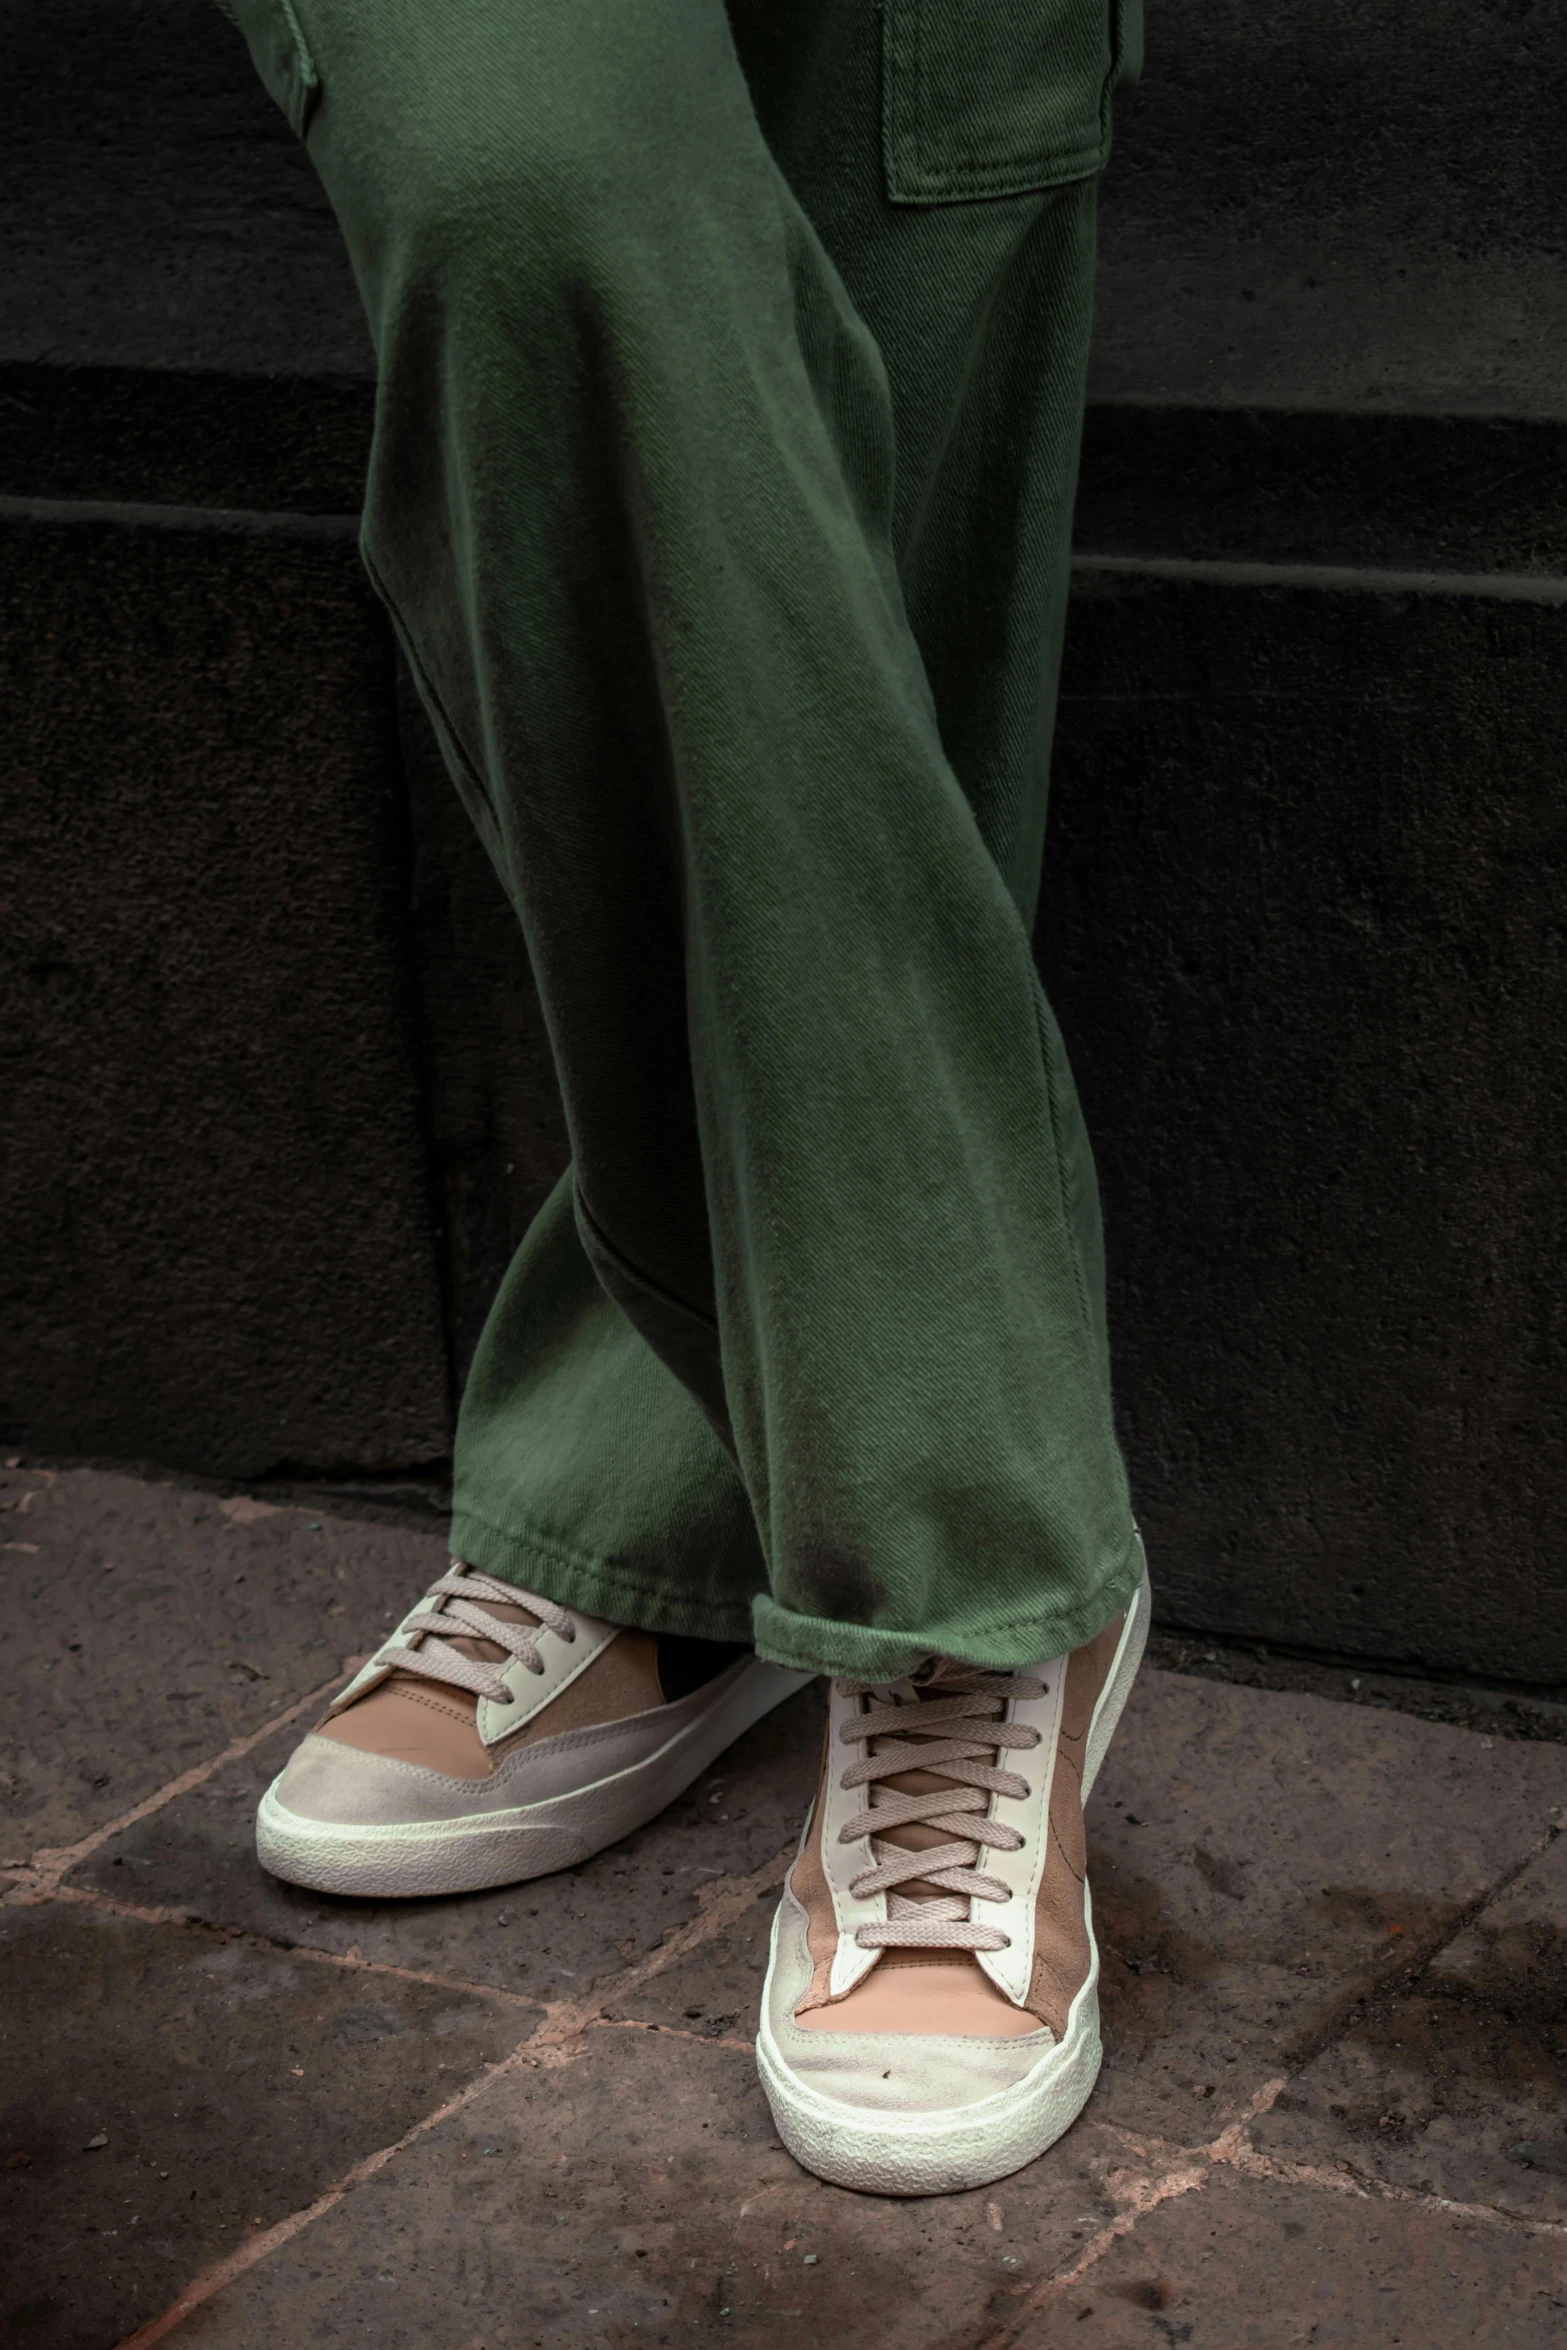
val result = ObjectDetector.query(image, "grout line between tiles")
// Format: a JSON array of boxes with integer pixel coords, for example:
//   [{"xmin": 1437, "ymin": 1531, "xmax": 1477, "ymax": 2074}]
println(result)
[
  {"xmin": 1274, "ymin": 1808, "xmax": 1566, "ymax": 2087},
  {"xmin": 108, "ymin": 1840, "xmax": 793, "ymax": 2349},
  {"xmin": 1216, "ymin": 2138, "xmax": 1567, "ymax": 2239},
  {"xmin": 588, "ymin": 2015, "xmax": 756, "ymax": 2053},
  {"xmin": 111, "ymin": 2031, "xmax": 551, "ymax": 2350},
  {"xmin": 38, "ymin": 1880, "xmax": 545, "ymax": 2010},
  {"xmin": 979, "ymin": 2158, "xmax": 1217, "ymax": 2347},
  {"xmin": 997, "ymin": 2076, "xmax": 1567, "ymax": 2348},
  {"xmin": 975, "ymin": 2080, "xmax": 1288, "ymax": 2349},
  {"xmin": 1, "ymin": 1661, "xmax": 365, "ymax": 1905}
]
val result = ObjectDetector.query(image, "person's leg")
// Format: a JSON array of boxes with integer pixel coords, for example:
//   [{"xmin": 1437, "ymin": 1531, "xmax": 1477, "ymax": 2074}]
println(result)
[
  {"xmin": 366, "ymin": 0, "xmax": 1140, "ymax": 1679},
  {"xmin": 721, "ymin": 0, "xmax": 1157, "ymax": 2193}
]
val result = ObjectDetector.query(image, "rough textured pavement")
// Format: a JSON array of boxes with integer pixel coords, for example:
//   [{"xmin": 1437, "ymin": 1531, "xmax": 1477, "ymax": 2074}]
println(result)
[{"xmin": 3, "ymin": 1464, "xmax": 1565, "ymax": 2347}]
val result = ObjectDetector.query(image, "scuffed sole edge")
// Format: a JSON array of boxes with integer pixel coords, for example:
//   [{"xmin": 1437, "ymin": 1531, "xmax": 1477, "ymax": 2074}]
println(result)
[
  {"xmin": 756, "ymin": 1902, "xmax": 1104, "ymax": 2197},
  {"xmin": 255, "ymin": 1661, "xmax": 812, "ymax": 1898}
]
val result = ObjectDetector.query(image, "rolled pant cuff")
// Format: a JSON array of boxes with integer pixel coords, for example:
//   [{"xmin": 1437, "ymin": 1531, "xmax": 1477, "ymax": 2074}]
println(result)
[
  {"xmin": 448, "ymin": 1501, "xmax": 759, "ymax": 1646},
  {"xmin": 750, "ymin": 1523, "xmax": 1148, "ymax": 1681}
]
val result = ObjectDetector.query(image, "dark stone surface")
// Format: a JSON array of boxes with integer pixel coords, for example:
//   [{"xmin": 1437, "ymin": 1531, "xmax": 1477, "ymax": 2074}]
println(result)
[
  {"xmin": 1051, "ymin": 2165, "xmax": 1567, "ymax": 2349},
  {"xmin": 1075, "ymin": 405, "xmax": 1567, "ymax": 576},
  {"xmin": 1247, "ymin": 1829, "xmax": 1567, "ymax": 2227},
  {"xmin": 3, "ymin": 0, "xmax": 373, "ymax": 379},
  {"xmin": 0, "ymin": 361, "xmax": 375, "ymax": 514},
  {"xmin": 165, "ymin": 2035, "xmax": 1567, "ymax": 2349},
  {"xmin": 174, "ymin": 2024, "xmax": 1125, "ymax": 2350},
  {"xmin": 1431, "ymin": 1828, "xmax": 1567, "ymax": 2019},
  {"xmin": 0, "ymin": 1900, "xmax": 525, "ymax": 2350},
  {"xmin": 0, "ymin": 1464, "xmax": 441, "ymax": 1862},
  {"xmin": 1094, "ymin": 0, "xmax": 1567, "ymax": 417},
  {"xmin": 1145, "ymin": 1623, "xmax": 1567, "ymax": 1748},
  {"xmin": 1253, "ymin": 1980, "xmax": 1567, "ymax": 2231},
  {"xmin": 1041, "ymin": 564, "xmax": 1567, "ymax": 1680},
  {"xmin": 0, "ymin": 496, "xmax": 452, "ymax": 1480}
]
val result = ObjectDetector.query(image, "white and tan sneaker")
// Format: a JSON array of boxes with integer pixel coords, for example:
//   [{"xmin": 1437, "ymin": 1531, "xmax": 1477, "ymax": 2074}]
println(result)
[
  {"xmin": 756, "ymin": 1547, "xmax": 1151, "ymax": 2195},
  {"xmin": 256, "ymin": 1559, "xmax": 812, "ymax": 1898}
]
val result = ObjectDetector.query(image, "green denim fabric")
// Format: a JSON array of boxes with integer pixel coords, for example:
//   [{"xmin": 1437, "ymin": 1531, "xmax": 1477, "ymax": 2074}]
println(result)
[{"xmin": 220, "ymin": 0, "xmax": 1146, "ymax": 1677}]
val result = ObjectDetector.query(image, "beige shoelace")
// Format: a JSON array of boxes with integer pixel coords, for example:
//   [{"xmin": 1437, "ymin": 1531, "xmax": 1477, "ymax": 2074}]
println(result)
[
  {"xmin": 368, "ymin": 1559, "xmax": 578, "ymax": 1707},
  {"xmin": 836, "ymin": 1664, "xmax": 1046, "ymax": 1953}
]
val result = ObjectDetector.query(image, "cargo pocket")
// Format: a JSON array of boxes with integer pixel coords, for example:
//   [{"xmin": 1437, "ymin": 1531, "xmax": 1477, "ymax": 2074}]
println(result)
[
  {"xmin": 211, "ymin": 0, "xmax": 323, "ymax": 140},
  {"xmin": 882, "ymin": 0, "xmax": 1143, "ymax": 205}
]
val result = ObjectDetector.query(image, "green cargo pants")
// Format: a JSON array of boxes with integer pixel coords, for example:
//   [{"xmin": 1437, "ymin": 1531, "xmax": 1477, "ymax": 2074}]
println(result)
[{"xmin": 219, "ymin": 0, "xmax": 1146, "ymax": 1678}]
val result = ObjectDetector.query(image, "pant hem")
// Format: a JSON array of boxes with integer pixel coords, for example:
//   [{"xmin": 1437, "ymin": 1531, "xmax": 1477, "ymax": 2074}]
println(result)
[
  {"xmin": 452, "ymin": 1506, "xmax": 1147, "ymax": 1681},
  {"xmin": 449, "ymin": 1500, "xmax": 760, "ymax": 1645},
  {"xmin": 749, "ymin": 1521, "xmax": 1147, "ymax": 1679}
]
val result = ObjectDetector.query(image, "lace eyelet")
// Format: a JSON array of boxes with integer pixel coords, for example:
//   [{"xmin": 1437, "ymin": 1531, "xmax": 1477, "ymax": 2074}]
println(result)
[
  {"xmin": 529, "ymin": 1660, "xmax": 545, "ymax": 1675},
  {"xmin": 565, "ymin": 1629, "xmax": 578, "ymax": 1644}
]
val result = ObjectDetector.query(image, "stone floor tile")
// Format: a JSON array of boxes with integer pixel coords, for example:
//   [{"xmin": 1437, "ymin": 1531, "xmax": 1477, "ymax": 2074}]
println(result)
[
  {"xmin": 1250, "ymin": 1986, "xmax": 1567, "ymax": 2229},
  {"xmin": 599, "ymin": 1873, "xmax": 779, "ymax": 2041},
  {"xmin": 1252, "ymin": 1825, "xmax": 1567, "ymax": 2225},
  {"xmin": 1078, "ymin": 1671, "xmax": 1567, "ymax": 2141},
  {"xmin": 1427, "ymin": 1822, "xmax": 1567, "ymax": 2011},
  {"xmin": 70, "ymin": 1683, "xmax": 826, "ymax": 2000},
  {"xmin": 1016, "ymin": 2166, "xmax": 1567, "ymax": 2348},
  {"xmin": 178, "ymin": 2024, "xmax": 1148, "ymax": 2350},
  {"xmin": 0, "ymin": 1898, "xmax": 531, "ymax": 2350},
  {"xmin": 0, "ymin": 1464, "xmax": 445, "ymax": 1862}
]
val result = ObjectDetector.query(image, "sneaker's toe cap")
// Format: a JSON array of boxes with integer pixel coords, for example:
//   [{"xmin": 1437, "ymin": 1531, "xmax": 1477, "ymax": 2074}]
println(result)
[
  {"xmin": 268, "ymin": 1733, "xmax": 474, "ymax": 1828},
  {"xmin": 774, "ymin": 2022, "xmax": 1053, "ymax": 2115}
]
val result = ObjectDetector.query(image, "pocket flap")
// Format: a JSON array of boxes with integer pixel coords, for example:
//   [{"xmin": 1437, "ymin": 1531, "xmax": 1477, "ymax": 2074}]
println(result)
[{"xmin": 882, "ymin": 0, "xmax": 1140, "ymax": 206}]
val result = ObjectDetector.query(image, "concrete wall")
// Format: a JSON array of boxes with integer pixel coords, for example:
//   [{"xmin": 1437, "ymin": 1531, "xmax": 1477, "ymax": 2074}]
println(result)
[
  {"xmin": 1, "ymin": 493, "xmax": 451, "ymax": 1477},
  {"xmin": 7, "ymin": 3, "xmax": 1565, "ymax": 404},
  {"xmin": 1097, "ymin": 0, "xmax": 1567, "ymax": 415},
  {"xmin": 4, "ymin": 2, "xmax": 1565, "ymax": 1679}
]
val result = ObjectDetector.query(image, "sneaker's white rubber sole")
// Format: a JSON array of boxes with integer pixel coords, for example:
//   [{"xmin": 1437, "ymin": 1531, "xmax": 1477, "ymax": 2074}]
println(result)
[
  {"xmin": 756, "ymin": 1564, "xmax": 1151, "ymax": 2195},
  {"xmin": 255, "ymin": 1658, "xmax": 812, "ymax": 1899}
]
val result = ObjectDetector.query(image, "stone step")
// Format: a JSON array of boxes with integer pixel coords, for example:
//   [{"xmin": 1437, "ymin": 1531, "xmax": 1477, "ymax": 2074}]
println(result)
[{"xmin": 8, "ymin": 360, "xmax": 1567, "ymax": 575}]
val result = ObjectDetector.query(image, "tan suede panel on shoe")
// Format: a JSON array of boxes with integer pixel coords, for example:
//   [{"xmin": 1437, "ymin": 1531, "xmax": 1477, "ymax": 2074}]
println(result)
[
  {"xmin": 317, "ymin": 1592, "xmax": 561, "ymax": 1776},
  {"xmin": 316, "ymin": 1677, "xmax": 491, "ymax": 1776},
  {"xmin": 798, "ymin": 1947, "xmax": 1043, "ymax": 2037},
  {"xmin": 1024, "ymin": 1612, "xmax": 1122, "ymax": 2035},
  {"xmin": 490, "ymin": 1631, "xmax": 665, "ymax": 1761},
  {"xmin": 317, "ymin": 1629, "xmax": 666, "ymax": 1779}
]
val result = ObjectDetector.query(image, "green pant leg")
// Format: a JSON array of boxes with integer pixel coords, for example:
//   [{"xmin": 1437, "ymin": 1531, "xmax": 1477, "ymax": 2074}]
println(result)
[{"xmin": 221, "ymin": 0, "xmax": 1142, "ymax": 1674}]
